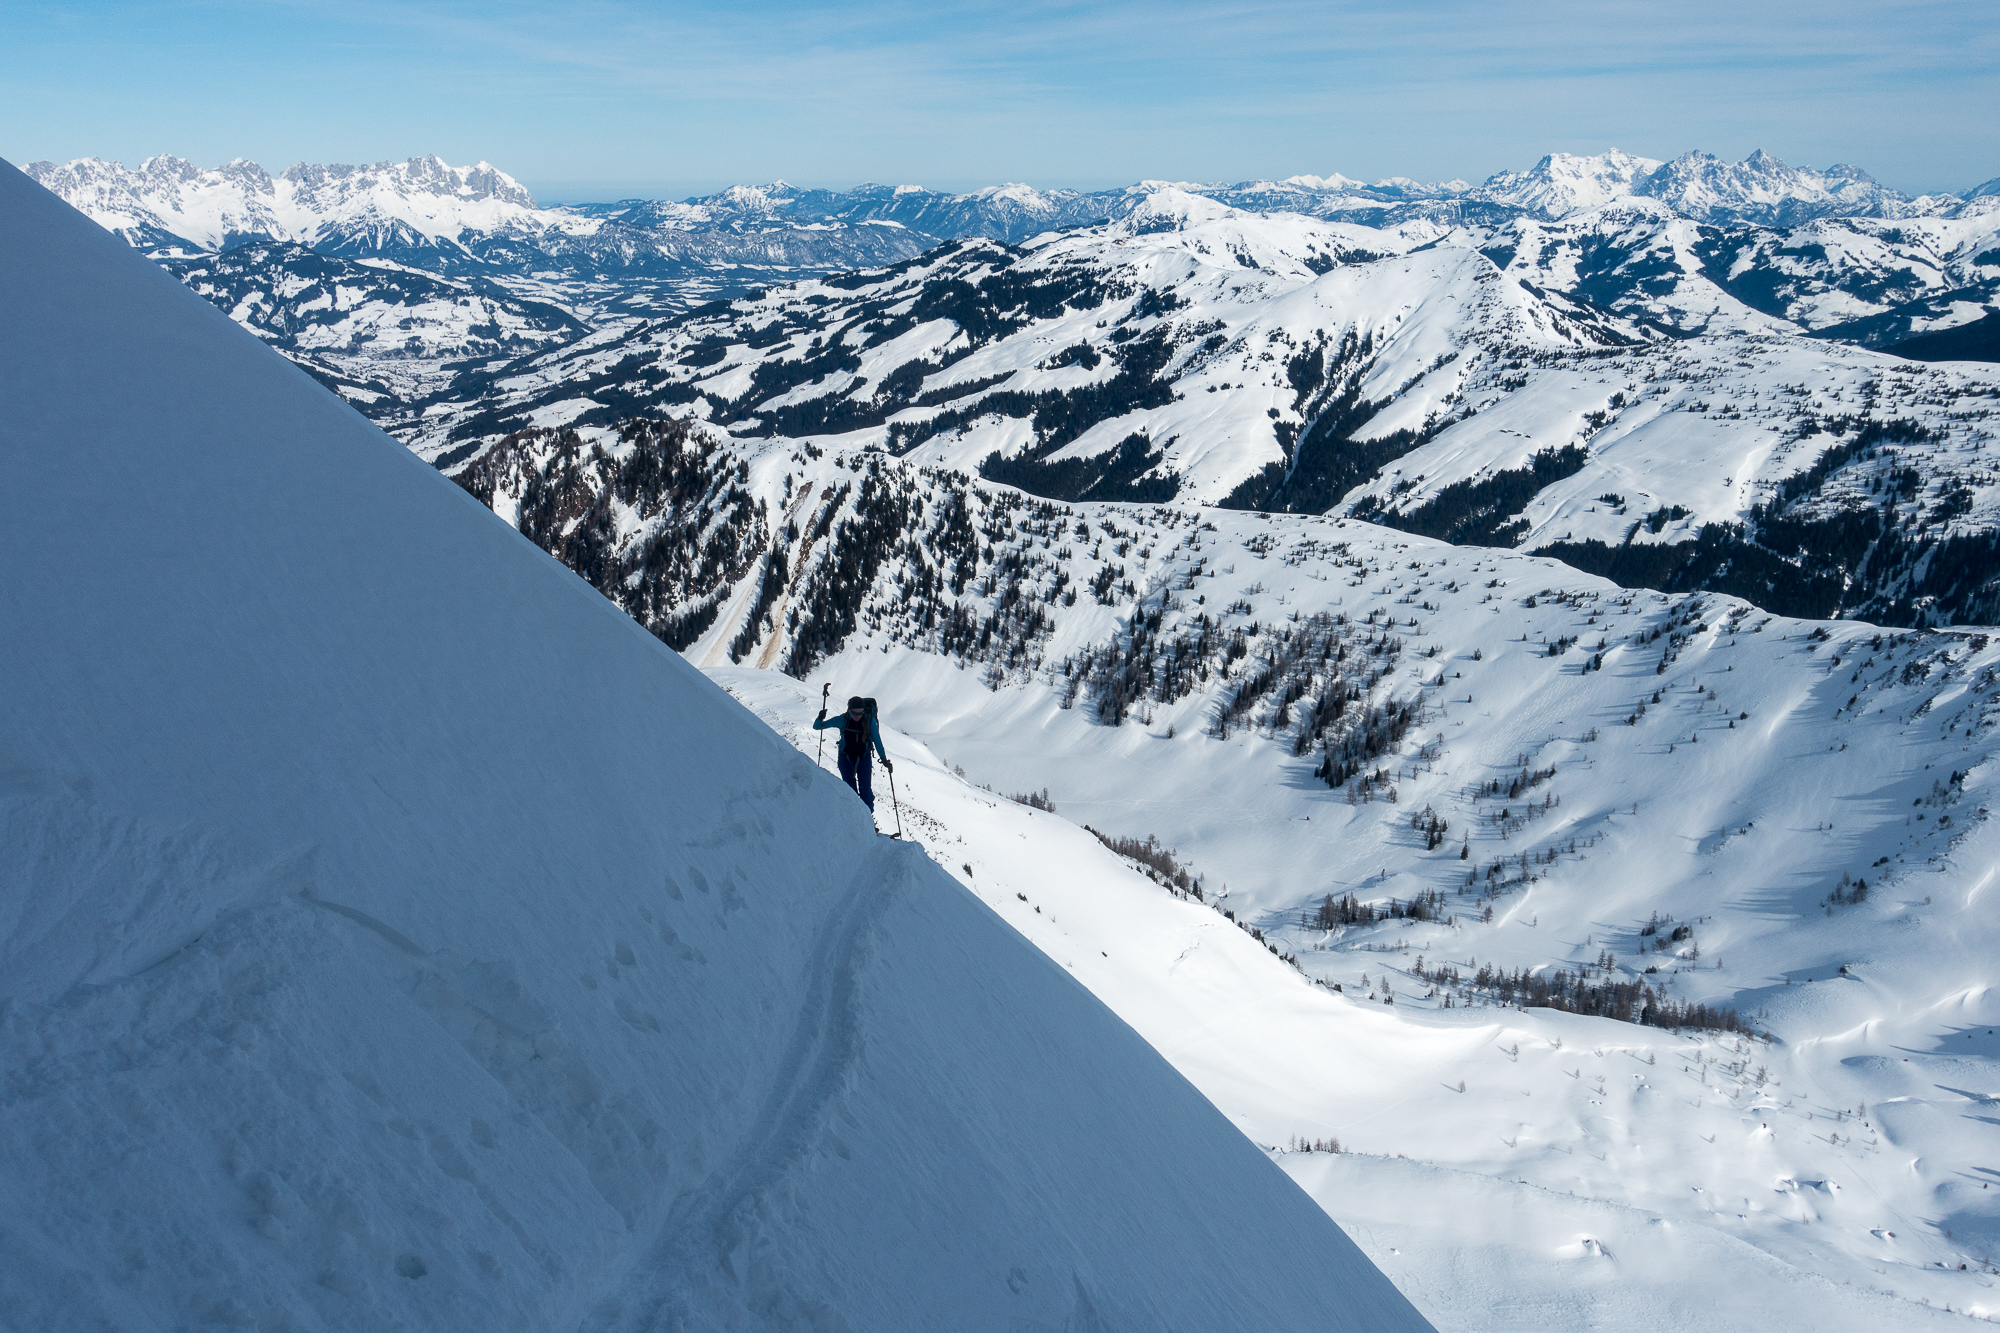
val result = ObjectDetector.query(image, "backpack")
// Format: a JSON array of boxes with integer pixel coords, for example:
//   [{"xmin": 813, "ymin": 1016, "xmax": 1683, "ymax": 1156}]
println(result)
[{"xmin": 840, "ymin": 697, "xmax": 877, "ymax": 761}]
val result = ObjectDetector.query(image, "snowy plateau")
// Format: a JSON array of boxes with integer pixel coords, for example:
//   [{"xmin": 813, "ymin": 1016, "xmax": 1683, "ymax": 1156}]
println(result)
[
  {"xmin": 10, "ymin": 139, "xmax": 2000, "ymax": 1332},
  {"xmin": 0, "ymin": 162, "xmax": 1432, "ymax": 1330}
]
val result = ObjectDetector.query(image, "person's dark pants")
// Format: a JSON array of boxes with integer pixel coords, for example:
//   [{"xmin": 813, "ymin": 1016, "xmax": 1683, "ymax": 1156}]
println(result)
[{"xmin": 838, "ymin": 753, "xmax": 876, "ymax": 811}]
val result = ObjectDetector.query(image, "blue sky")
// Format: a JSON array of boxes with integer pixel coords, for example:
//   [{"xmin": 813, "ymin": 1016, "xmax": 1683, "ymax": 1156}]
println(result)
[{"xmin": 3, "ymin": 1, "xmax": 1993, "ymax": 200}]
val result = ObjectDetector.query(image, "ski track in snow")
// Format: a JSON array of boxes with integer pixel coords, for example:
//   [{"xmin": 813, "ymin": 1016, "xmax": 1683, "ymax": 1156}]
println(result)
[{"xmin": 582, "ymin": 845, "xmax": 904, "ymax": 1332}]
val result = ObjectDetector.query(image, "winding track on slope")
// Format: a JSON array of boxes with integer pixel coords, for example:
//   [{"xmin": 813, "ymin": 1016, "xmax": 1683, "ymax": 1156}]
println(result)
[{"xmin": 577, "ymin": 841, "xmax": 912, "ymax": 1332}]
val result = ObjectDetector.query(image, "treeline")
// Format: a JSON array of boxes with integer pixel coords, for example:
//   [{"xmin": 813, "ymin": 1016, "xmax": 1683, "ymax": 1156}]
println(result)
[
  {"xmin": 1055, "ymin": 600, "xmax": 1428, "ymax": 795},
  {"xmin": 1471, "ymin": 763, "xmax": 1556, "ymax": 800},
  {"xmin": 979, "ymin": 430, "xmax": 1181, "ymax": 504},
  {"xmin": 1086, "ymin": 826, "xmax": 1203, "ymax": 897},
  {"xmin": 782, "ymin": 463, "xmax": 1064, "ymax": 679},
  {"xmin": 892, "ymin": 323, "xmax": 1180, "ymax": 487},
  {"xmin": 1306, "ymin": 889, "xmax": 1453, "ymax": 929},
  {"xmin": 1356, "ymin": 445, "xmax": 1590, "ymax": 546},
  {"xmin": 1415, "ymin": 958, "xmax": 1748, "ymax": 1031}
]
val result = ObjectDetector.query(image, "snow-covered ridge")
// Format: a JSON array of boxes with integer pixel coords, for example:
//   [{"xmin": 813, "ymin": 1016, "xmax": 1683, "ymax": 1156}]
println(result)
[{"xmin": 0, "ymin": 156, "xmax": 1435, "ymax": 1331}]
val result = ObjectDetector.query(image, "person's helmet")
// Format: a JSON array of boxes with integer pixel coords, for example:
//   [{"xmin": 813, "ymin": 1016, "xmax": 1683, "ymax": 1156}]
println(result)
[{"xmin": 848, "ymin": 696, "xmax": 866, "ymax": 711}]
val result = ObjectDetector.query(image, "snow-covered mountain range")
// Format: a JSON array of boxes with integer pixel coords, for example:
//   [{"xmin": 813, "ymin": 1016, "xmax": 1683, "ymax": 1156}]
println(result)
[
  {"xmin": 1476, "ymin": 149, "xmax": 1975, "ymax": 227},
  {"xmin": 0, "ymin": 155, "xmax": 1434, "ymax": 1332},
  {"xmin": 25, "ymin": 152, "xmax": 544, "ymax": 254},
  {"xmin": 29, "ymin": 149, "xmax": 1995, "ymax": 264},
  {"xmin": 22, "ymin": 153, "xmax": 937, "ymax": 280},
  {"xmin": 410, "ymin": 192, "xmax": 2000, "ymax": 626},
  {"xmin": 18, "ymin": 149, "xmax": 938, "ymax": 354},
  {"xmin": 28, "ymin": 149, "xmax": 2000, "ymax": 435}
]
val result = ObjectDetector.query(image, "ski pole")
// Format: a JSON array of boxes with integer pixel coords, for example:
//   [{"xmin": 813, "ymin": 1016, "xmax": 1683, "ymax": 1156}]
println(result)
[
  {"xmin": 887, "ymin": 761, "xmax": 904, "ymax": 839},
  {"xmin": 814, "ymin": 682, "xmax": 830, "ymax": 769}
]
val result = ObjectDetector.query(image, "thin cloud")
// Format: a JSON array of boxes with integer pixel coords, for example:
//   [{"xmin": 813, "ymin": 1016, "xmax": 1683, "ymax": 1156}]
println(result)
[{"xmin": 3, "ymin": 0, "xmax": 1992, "ymax": 194}]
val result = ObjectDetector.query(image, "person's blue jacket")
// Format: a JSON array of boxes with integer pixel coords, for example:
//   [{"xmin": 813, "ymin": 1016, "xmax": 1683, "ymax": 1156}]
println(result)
[{"xmin": 815, "ymin": 707, "xmax": 888, "ymax": 764}]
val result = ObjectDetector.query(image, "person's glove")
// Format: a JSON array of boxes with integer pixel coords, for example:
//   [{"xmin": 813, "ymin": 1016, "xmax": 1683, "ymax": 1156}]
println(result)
[
  {"xmin": 817, "ymin": 709, "xmax": 826, "ymax": 722},
  {"xmin": 883, "ymin": 759, "xmax": 894, "ymax": 773}
]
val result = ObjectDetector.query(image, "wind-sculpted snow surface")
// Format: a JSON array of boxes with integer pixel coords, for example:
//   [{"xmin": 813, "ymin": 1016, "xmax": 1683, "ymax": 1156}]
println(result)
[{"xmin": 0, "ymin": 159, "xmax": 1434, "ymax": 1331}]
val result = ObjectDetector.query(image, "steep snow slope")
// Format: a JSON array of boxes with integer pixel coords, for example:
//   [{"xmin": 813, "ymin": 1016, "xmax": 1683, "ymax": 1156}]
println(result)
[{"xmin": 0, "ymin": 159, "xmax": 1433, "ymax": 1331}]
